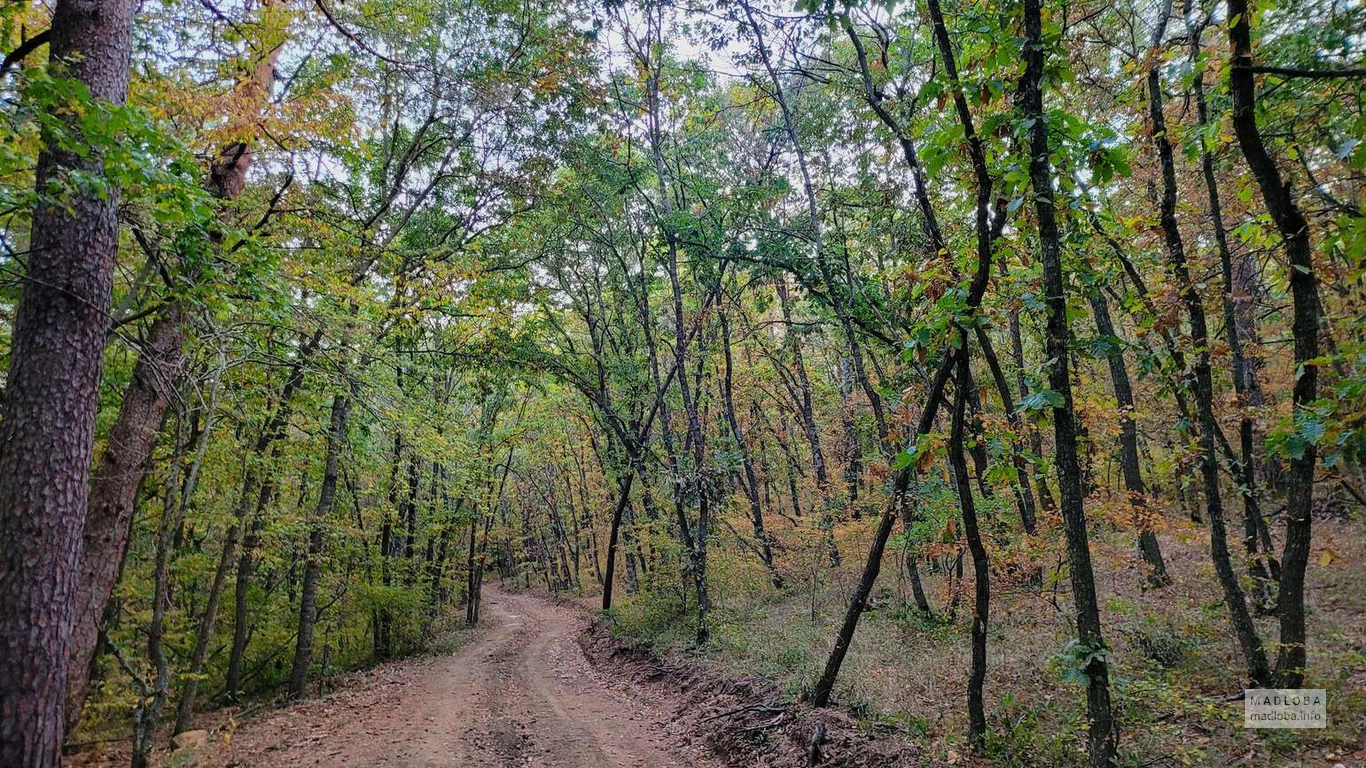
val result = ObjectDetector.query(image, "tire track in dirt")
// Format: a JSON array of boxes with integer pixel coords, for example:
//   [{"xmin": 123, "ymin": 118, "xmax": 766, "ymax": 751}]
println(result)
[{"xmin": 206, "ymin": 588, "xmax": 714, "ymax": 767}]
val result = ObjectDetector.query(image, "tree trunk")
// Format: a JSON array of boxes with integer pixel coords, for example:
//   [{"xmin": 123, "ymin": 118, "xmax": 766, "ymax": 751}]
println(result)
[
  {"xmin": 226, "ymin": 499, "xmax": 267, "ymax": 698},
  {"xmin": 949, "ymin": 351, "xmax": 990, "ymax": 749},
  {"xmin": 601, "ymin": 471, "xmax": 637, "ymax": 610},
  {"xmin": 1184, "ymin": 5, "xmax": 1275, "ymax": 608},
  {"xmin": 1011, "ymin": 314, "xmax": 1057, "ymax": 512},
  {"xmin": 1087, "ymin": 289, "xmax": 1169, "ymax": 586},
  {"xmin": 66, "ymin": 9, "xmax": 285, "ymax": 724},
  {"xmin": 137, "ymin": 366, "xmax": 222, "ymax": 766},
  {"xmin": 175, "ymin": 517, "xmax": 242, "ymax": 734},
  {"xmin": 811, "ymin": 355, "xmax": 957, "ymax": 707},
  {"xmin": 1146, "ymin": 8, "xmax": 1269, "ymax": 684},
  {"xmin": 720, "ymin": 312, "xmax": 780, "ymax": 586},
  {"xmin": 1226, "ymin": 0, "xmax": 1321, "ymax": 688},
  {"xmin": 0, "ymin": 0, "xmax": 135, "ymax": 759},
  {"xmin": 290, "ymin": 393, "xmax": 351, "ymax": 698},
  {"xmin": 1021, "ymin": 1, "xmax": 1116, "ymax": 762},
  {"xmin": 973, "ymin": 326, "xmax": 1039, "ymax": 534},
  {"xmin": 776, "ymin": 280, "xmax": 831, "ymax": 491}
]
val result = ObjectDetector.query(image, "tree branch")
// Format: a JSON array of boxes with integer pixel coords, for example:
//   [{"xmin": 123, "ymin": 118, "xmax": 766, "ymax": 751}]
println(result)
[{"xmin": 0, "ymin": 29, "xmax": 51, "ymax": 79}]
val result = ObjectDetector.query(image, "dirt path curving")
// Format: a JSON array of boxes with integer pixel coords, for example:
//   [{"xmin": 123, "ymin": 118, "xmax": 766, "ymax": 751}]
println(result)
[{"xmin": 193, "ymin": 588, "xmax": 716, "ymax": 767}]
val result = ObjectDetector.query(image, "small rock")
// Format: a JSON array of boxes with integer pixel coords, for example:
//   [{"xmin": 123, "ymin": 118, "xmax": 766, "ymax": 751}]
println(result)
[{"xmin": 173, "ymin": 729, "xmax": 211, "ymax": 750}]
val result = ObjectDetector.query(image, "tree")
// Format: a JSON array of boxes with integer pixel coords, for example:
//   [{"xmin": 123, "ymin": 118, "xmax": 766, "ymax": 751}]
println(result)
[
  {"xmin": 1021, "ymin": 0, "xmax": 1116, "ymax": 762},
  {"xmin": 0, "ymin": 0, "xmax": 137, "ymax": 761}
]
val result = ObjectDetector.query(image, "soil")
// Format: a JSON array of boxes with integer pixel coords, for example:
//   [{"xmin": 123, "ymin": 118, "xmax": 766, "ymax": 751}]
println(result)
[
  {"xmin": 578, "ymin": 620, "xmax": 918, "ymax": 768},
  {"xmin": 74, "ymin": 588, "xmax": 722, "ymax": 767},
  {"xmin": 70, "ymin": 586, "xmax": 918, "ymax": 767}
]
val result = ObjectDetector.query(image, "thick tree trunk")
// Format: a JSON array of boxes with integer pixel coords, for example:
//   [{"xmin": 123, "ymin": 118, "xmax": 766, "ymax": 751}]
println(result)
[
  {"xmin": 1021, "ymin": 0, "xmax": 1117, "ymax": 762},
  {"xmin": 0, "ymin": 0, "xmax": 135, "ymax": 760},
  {"xmin": 1226, "ymin": 0, "xmax": 1321, "ymax": 688},
  {"xmin": 69, "ymin": 306, "xmax": 188, "ymax": 728},
  {"xmin": 66, "ymin": 11, "xmax": 285, "ymax": 724}
]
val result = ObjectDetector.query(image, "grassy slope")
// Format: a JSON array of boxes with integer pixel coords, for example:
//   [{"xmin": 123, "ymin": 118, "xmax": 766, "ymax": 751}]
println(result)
[{"xmin": 609, "ymin": 514, "xmax": 1366, "ymax": 767}]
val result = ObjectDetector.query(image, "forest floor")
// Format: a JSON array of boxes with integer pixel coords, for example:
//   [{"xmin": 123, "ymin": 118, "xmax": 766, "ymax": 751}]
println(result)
[{"xmin": 71, "ymin": 588, "xmax": 724, "ymax": 768}]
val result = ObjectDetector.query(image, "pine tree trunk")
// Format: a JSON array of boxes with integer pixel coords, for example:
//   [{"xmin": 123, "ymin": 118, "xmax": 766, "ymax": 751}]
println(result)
[{"xmin": 0, "ymin": 0, "xmax": 135, "ymax": 760}]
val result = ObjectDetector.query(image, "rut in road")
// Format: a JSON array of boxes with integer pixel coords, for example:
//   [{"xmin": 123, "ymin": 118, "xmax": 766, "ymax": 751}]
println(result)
[{"xmin": 221, "ymin": 588, "xmax": 715, "ymax": 768}]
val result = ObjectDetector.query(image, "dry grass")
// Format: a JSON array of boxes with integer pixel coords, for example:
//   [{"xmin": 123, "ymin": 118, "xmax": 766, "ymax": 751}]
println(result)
[{"xmin": 612, "ymin": 513, "xmax": 1366, "ymax": 767}]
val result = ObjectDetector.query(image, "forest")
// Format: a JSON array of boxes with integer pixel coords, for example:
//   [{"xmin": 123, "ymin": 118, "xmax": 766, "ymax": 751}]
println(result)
[{"xmin": 0, "ymin": 0, "xmax": 1362, "ymax": 765}]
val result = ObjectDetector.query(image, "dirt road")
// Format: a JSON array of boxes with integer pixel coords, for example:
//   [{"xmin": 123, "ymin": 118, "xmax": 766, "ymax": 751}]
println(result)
[{"xmin": 205, "ymin": 588, "xmax": 715, "ymax": 767}]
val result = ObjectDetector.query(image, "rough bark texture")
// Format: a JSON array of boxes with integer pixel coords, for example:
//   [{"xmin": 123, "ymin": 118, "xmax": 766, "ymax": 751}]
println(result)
[
  {"xmin": 1012, "ymin": 313, "xmax": 1057, "ymax": 512},
  {"xmin": 0, "ymin": 0, "xmax": 135, "ymax": 761},
  {"xmin": 69, "ymin": 306, "xmax": 189, "ymax": 729},
  {"xmin": 1226, "ymin": 0, "xmax": 1320, "ymax": 688},
  {"xmin": 66, "ymin": 8, "xmax": 284, "ymax": 725},
  {"xmin": 1021, "ymin": 0, "xmax": 1116, "ymax": 762}
]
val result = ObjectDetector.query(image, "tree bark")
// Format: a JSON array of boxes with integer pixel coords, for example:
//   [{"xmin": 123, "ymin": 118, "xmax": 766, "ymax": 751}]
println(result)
[
  {"xmin": 1185, "ymin": 0, "xmax": 1275, "ymax": 609},
  {"xmin": 0, "ymin": 0, "xmax": 135, "ymax": 759},
  {"xmin": 1226, "ymin": 0, "xmax": 1321, "ymax": 688},
  {"xmin": 1021, "ymin": 0, "xmax": 1117, "ymax": 762},
  {"xmin": 949, "ymin": 351, "xmax": 990, "ymax": 749},
  {"xmin": 290, "ymin": 393, "xmax": 351, "ymax": 698},
  {"xmin": 601, "ymin": 471, "xmax": 637, "ymax": 610},
  {"xmin": 1146, "ymin": 5, "xmax": 1269, "ymax": 684},
  {"xmin": 66, "ymin": 8, "xmax": 285, "ymax": 724},
  {"xmin": 1087, "ymin": 289, "xmax": 1169, "ymax": 586}
]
